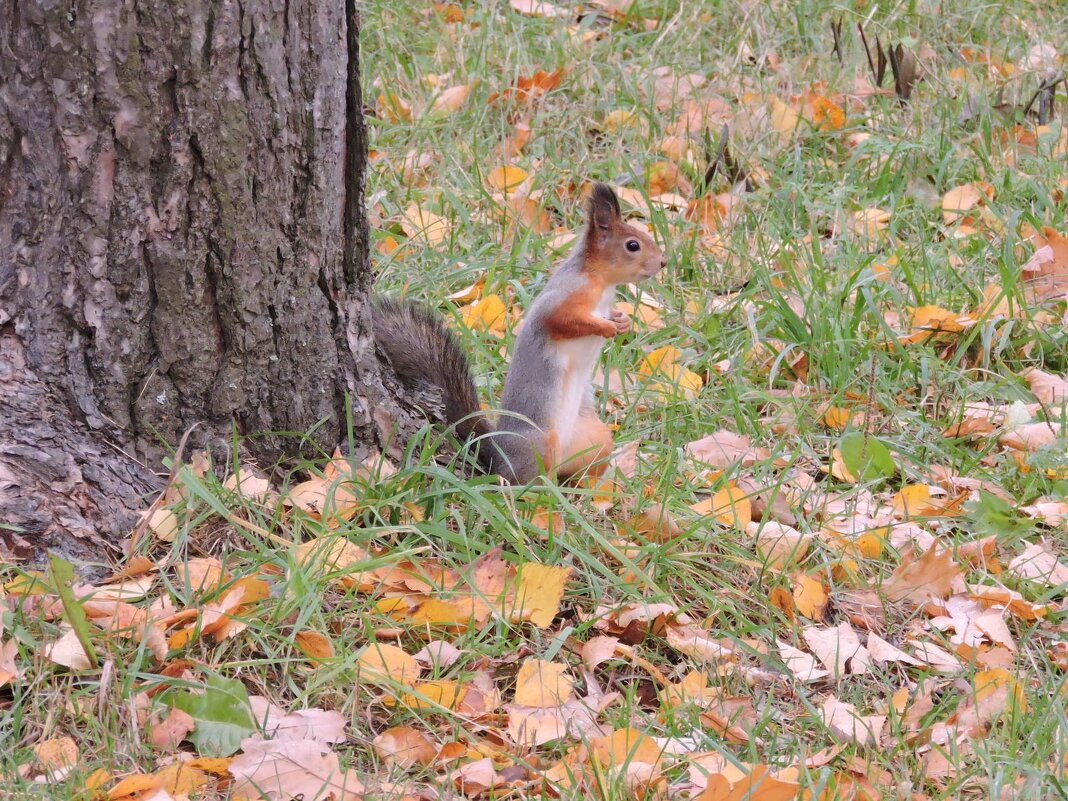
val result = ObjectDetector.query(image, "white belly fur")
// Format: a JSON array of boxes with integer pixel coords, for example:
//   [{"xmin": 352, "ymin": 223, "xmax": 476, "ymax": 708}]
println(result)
[{"xmin": 552, "ymin": 286, "xmax": 615, "ymax": 448}]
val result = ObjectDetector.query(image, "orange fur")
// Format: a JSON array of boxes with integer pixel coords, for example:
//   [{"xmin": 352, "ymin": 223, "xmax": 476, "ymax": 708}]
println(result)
[
  {"xmin": 543, "ymin": 279, "xmax": 615, "ymax": 340},
  {"xmin": 554, "ymin": 413, "xmax": 613, "ymax": 478}
]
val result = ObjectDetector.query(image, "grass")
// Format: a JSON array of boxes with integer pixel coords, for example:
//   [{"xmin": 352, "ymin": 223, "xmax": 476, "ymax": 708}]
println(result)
[{"xmin": 3, "ymin": 0, "xmax": 1068, "ymax": 798}]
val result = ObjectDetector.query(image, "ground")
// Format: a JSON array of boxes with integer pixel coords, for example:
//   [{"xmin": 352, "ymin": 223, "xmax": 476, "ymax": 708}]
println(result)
[{"xmin": 2, "ymin": 0, "xmax": 1067, "ymax": 799}]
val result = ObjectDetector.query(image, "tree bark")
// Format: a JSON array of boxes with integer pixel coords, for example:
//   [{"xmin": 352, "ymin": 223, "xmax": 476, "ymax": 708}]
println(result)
[{"xmin": 0, "ymin": 0, "xmax": 399, "ymax": 562}]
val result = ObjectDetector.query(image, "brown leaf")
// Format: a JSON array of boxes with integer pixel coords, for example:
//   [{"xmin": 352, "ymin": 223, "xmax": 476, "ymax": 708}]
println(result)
[
  {"xmin": 33, "ymin": 736, "xmax": 78, "ymax": 780},
  {"xmin": 820, "ymin": 696, "xmax": 886, "ymax": 747},
  {"xmin": 249, "ymin": 697, "xmax": 347, "ymax": 743},
  {"xmin": 1021, "ymin": 226, "xmax": 1068, "ymax": 300},
  {"xmin": 229, "ymin": 739, "xmax": 364, "ymax": 801},
  {"xmin": 803, "ymin": 622, "xmax": 872, "ymax": 678},
  {"xmin": 1023, "ymin": 368, "xmax": 1068, "ymax": 407},
  {"xmin": 1008, "ymin": 542, "xmax": 1068, "ymax": 588},
  {"xmin": 582, "ymin": 636, "xmax": 620, "ymax": 670},
  {"xmin": 884, "ymin": 546, "xmax": 962, "ymax": 605},
  {"xmin": 150, "ymin": 707, "xmax": 195, "ymax": 751},
  {"xmin": 513, "ymin": 659, "xmax": 574, "ymax": 707},
  {"xmin": 294, "ymin": 630, "xmax": 336, "ymax": 663},
  {"xmin": 372, "ymin": 726, "xmax": 438, "ymax": 768},
  {"xmin": 686, "ymin": 430, "xmax": 770, "ymax": 468}
]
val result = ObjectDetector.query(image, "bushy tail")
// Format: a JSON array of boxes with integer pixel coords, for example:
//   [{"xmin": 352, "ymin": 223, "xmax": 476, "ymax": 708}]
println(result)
[{"xmin": 371, "ymin": 297, "xmax": 497, "ymax": 470}]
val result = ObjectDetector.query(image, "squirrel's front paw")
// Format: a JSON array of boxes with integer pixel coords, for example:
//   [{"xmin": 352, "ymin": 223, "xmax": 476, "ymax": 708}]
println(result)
[{"xmin": 609, "ymin": 309, "xmax": 632, "ymax": 335}]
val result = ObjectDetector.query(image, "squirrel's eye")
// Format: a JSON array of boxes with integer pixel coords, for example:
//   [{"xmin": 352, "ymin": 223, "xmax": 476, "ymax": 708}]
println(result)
[{"xmin": 625, "ymin": 239, "xmax": 641, "ymax": 252}]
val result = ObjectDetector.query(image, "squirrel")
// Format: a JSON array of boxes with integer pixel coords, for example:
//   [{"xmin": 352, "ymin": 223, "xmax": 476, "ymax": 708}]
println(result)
[{"xmin": 372, "ymin": 182, "xmax": 666, "ymax": 483}]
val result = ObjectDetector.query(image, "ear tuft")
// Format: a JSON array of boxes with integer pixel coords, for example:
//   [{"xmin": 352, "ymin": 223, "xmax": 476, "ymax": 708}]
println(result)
[{"xmin": 588, "ymin": 182, "xmax": 621, "ymax": 230}]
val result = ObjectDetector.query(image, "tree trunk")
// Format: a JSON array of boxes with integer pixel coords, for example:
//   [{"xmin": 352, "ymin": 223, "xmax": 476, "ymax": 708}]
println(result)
[{"xmin": 0, "ymin": 0, "xmax": 399, "ymax": 563}]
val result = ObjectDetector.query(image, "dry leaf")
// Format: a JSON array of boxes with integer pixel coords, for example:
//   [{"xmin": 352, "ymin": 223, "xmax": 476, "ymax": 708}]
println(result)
[
  {"xmin": 430, "ymin": 84, "xmax": 472, "ymax": 116},
  {"xmin": 821, "ymin": 696, "xmax": 886, "ymax": 747},
  {"xmin": 514, "ymin": 659, "xmax": 574, "ymax": 707},
  {"xmin": 686, "ymin": 431, "xmax": 770, "ymax": 468},
  {"xmin": 372, "ymin": 726, "xmax": 438, "ymax": 768},
  {"xmin": 508, "ymin": 0, "xmax": 569, "ymax": 17},
  {"xmin": 512, "ymin": 563, "xmax": 570, "ymax": 628},
  {"xmin": 294, "ymin": 630, "xmax": 336, "ymax": 663},
  {"xmin": 776, "ymin": 640, "xmax": 830, "ymax": 683},
  {"xmin": 1008, "ymin": 543, "xmax": 1068, "ymax": 588},
  {"xmin": 582, "ymin": 636, "xmax": 620, "ymax": 670},
  {"xmin": 884, "ymin": 546, "xmax": 962, "ymax": 605},
  {"xmin": 229, "ymin": 739, "xmax": 364, "ymax": 801},
  {"xmin": 803, "ymin": 622, "xmax": 872, "ymax": 678},
  {"xmin": 356, "ymin": 643, "xmax": 421, "ymax": 685}
]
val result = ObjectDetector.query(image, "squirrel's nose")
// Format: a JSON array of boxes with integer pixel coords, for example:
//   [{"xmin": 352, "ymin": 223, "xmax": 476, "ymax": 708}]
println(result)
[{"xmin": 660, "ymin": 257, "xmax": 667, "ymax": 269}]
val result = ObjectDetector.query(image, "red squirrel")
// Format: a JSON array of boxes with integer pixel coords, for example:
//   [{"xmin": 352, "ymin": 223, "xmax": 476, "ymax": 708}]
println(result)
[{"xmin": 373, "ymin": 183, "xmax": 666, "ymax": 483}]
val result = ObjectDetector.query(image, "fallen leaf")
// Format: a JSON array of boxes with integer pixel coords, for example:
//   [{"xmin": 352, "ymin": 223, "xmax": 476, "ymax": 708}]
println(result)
[
  {"xmin": 150, "ymin": 707, "xmax": 196, "ymax": 751},
  {"xmin": 776, "ymin": 640, "xmax": 830, "ymax": 683},
  {"xmin": 372, "ymin": 726, "xmax": 438, "ymax": 768},
  {"xmin": 294, "ymin": 630, "xmax": 335, "ymax": 663},
  {"xmin": 459, "ymin": 294, "xmax": 508, "ymax": 335},
  {"xmin": 821, "ymin": 696, "xmax": 886, "ymax": 747},
  {"xmin": 400, "ymin": 203, "xmax": 451, "ymax": 248},
  {"xmin": 429, "ymin": 83, "xmax": 473, "ymax": 116},
  {"xmin": 1021, "ymin": 226, "xmax": 1068, "ymax": 300},
  {"xmin": 229, "ymin": 738, "xmax": 364, "ymax": 801},
  {"xmin": 508, "ymin": 0, "xmax": 569, "ymax": 17},
  {"xmin": 513, "ymin": 563, "xmax": 570, "ymax": 628},
  {"xmin": 486, "ymin": 165, "xmax": 529, "ymax": 193},
  {"xmin": 803, "ymin": 622, "xmax": 871, "ymax": 678},
  {"xmin": 514, "ymin": 659, "xmax": 574, "ymax": 707},
  {"xmin": 884, "ymin": 546, "xmax": 962, "ymax": 605},
  {"xmin": 686, "ymin": 430, "xmax": 770, "ymax": 468},
  {"xmin": 1008, "ymin": 543, "xmax": 1068, "ymax": 588},
  {"xmin": 356, "ymin": 643, "xmax": 421, "ymax": 685},
  {"xmin": 793, "ymin": 574, "xmax": 828, "ymax": 620},
  {"xmin": 582, "ymin": 636, "xmax": 620, "ymax": 670},
  {"xmin": 34, "ymin": 736, "xmax": 78, "ymax": 780},
  {"xmin": 44, "ymin": 627, "xmax": 92, "ymax": 671}
]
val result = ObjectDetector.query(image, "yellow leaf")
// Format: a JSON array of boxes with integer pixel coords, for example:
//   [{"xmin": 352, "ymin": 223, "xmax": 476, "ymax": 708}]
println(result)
[
  {"xmin": 408, "ymin": 598, "xmax": 473, "ymax": 627},
  {"xmin": 34, "ymin": 736, "xmax": 78, "ymax": 773},
  {"xmin": 400, "ymin": 680, "xmax": 466, "ymax": 710},
  {"xmin": 639, "ymin": 345, "xmax": 682, "ymax": 376},
  {"xmin": 590, "ymin": 727, "xmax": 664, "ymax": 767},
  {"xmin": 356, "ymin": 643, "xmax": 421, "ymax": 685},
  {"xmin": 943, "ymin": 181, "xmax": 994, "ymax": 225},
  {"xmin": 4, "ymin": 571, "xmax": 49, "ymax": 595},
  {"xmin": 695, "ymin": 484, "xmax": 752, "ymax": 529},
  {"xmin": 429, "ymin": 83, "xmax": 472, "ymax": 116},
  {"xmin": 604, "ymin": 108, "xmax": 643, "ymax": 132},
  {"xmin": 513, "ymin": 563, "xmax": 571, "ymax": 628},
  {"xmin": 891, "ymin": 484, "xmax": 950, "ymax": 519},
  {"xmin": 793, "ymin": 575, "xmax": 828, "ymax": 620},
  {"xmin": 378, "ymin": 91, "xmax": 413, "ymax": 123},
  {"xmin": 768, "ymin": 96, "xmax": 800, "ymax": 141},
  {"xmin": 400, "ymin": 203, "xmax": 451, "ymax": 248},
  {"xmin": 486, "ymin": 165, "xmax": 528, "ymax": 193},
  {"xmin": 514, "ymin": 659, "xmax": 573, "ymax": 707},
  {"xmin": 294, "ymin": 630, "xmax": 336, "ymax": 662},
  {"xmin": 848, "ymin": 207, "xmax": 891, "ymax": 238},
  {"xmin": 459, "ymin": 294, "xmax": 508, "ymax": 335}
]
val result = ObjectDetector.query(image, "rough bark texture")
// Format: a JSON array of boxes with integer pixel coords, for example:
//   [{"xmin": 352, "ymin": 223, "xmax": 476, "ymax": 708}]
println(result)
[{"xmin": 0, "ymin": 0, "xmax": 406, "ymax": 561}]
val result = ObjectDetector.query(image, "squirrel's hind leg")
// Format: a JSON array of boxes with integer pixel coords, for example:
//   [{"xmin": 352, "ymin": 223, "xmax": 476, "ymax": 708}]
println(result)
[{"xmin": 554, "ymin": 413, "xmax": 613, "ymax": 480}]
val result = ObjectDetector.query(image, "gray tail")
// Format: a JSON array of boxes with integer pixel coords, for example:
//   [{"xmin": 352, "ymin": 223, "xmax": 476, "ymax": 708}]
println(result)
[{"xmin": 371, "ymin": 297, "xmax": 497, "ymax": 470}]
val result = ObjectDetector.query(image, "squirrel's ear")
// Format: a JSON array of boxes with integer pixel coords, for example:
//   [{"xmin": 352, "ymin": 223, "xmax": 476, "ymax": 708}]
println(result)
[{"xmin": 588, "ymin": 182, "xmax": 621, "ymax": 231}]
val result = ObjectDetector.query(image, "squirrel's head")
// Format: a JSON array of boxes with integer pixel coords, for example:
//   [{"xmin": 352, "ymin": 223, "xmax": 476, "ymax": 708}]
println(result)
[{"xmin": 583, "ymin": 182, "xmax": 666, "ymax": 283}]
